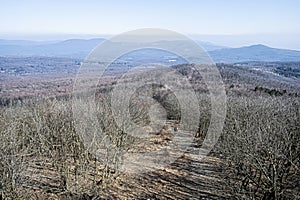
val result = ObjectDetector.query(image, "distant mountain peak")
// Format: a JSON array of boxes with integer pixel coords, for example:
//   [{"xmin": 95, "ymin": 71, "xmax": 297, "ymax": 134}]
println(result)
[
  {"xmin": 209, "ymin": 44, "xmax": 300, "ymax": 63},
  {"xmin": 247, "ymin": 44, "xmax": 270, "ymax": 48}
]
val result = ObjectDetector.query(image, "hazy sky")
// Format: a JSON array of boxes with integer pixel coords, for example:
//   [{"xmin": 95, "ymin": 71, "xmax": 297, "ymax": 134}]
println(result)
[{"xmin": 1, "ymin": 0, "xmax": 300, "ymax": 49}]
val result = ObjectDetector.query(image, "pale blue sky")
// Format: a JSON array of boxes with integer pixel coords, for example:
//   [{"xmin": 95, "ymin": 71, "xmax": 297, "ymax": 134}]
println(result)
[{"xmin": 1, "ymin": 0, "xmax": 300, "ymax": 49}]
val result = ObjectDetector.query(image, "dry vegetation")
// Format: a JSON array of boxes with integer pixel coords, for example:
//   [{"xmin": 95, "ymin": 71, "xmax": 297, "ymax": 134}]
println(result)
[
  {"xmin": 216, "ymin": 96, "xmax": 300, "ymax": 199},
  {"xmin": 0, "ymin": 62, "xmax": 299, "ymax": 199}
]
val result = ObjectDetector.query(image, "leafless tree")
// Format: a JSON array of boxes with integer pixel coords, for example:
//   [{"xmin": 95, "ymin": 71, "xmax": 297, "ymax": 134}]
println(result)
[{"xmin": 217, "ymin": 96, "xmax": 300, "ymax": 199}]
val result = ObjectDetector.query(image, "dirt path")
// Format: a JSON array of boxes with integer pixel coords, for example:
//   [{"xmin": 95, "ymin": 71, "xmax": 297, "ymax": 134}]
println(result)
[
  {"xmin": 21, "ymin": 151, "xmax": 232, "ymax": 199},
  {"xmin": 99, "ymin": 154, "xmax": 232, "ymax": 199},
  {"xmin": 20, "ymin": 128, "xmax": 233, "ymax": 199}
]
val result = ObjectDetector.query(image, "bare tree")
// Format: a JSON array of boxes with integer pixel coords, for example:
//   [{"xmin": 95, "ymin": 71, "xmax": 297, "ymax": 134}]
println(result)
[{"xmin": 218, "ymin": 96, "xmax": 300, "ymax": 199}]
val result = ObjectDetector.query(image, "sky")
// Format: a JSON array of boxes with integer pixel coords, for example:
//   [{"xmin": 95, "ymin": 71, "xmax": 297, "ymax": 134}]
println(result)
[{"xmin": 0, "ymin": 0, "xmax": 300, "ymax": 49}]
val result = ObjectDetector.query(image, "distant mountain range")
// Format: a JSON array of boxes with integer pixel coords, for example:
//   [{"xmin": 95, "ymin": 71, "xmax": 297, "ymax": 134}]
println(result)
[
  {"xmin": 0, "ymin": 39, "xmax": 105, "ymax": 58},
  {"xmin": 1, "ymin": 39, "xmax": 300, "ymax": 63},
  {"xmin": 209, "ymin": 44, "xmax": 300, "ymax": 63}
]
